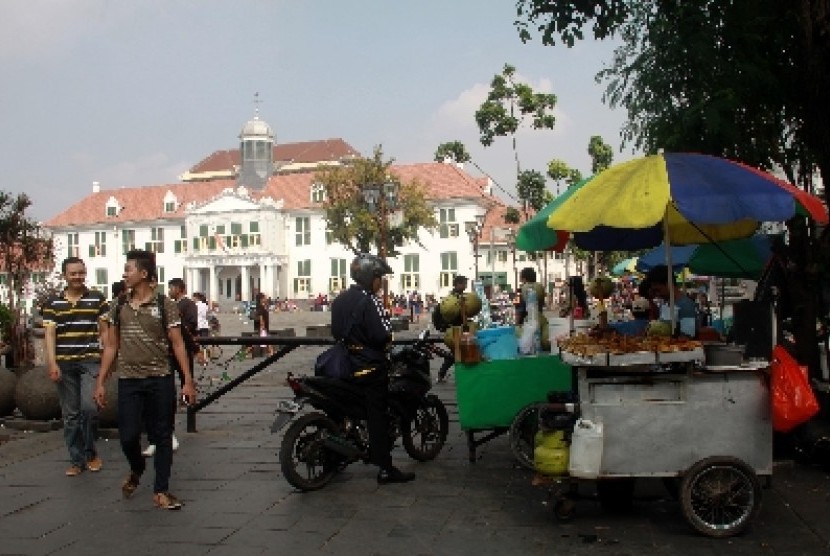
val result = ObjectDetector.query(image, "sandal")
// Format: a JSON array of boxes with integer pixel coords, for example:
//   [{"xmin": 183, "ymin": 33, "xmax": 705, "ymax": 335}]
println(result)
[
  {"xmin": 121, "ymin": 472, "xmax": 140, "ymax": 499},
  {"xmin": 153, "ymin": 492, "xmax": 183, "ymax": 510}
]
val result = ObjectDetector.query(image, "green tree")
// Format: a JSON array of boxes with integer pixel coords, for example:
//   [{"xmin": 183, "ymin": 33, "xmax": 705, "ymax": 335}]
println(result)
[
  {"xmin": 503, "ymin": 207, "xmax": 521, "ymax": 224},
  {"xmin": 434, "ymin": 141, "xmax": 472, "ymax": 163},
  {"xmin": 567, "ymin": 168, "xmax": 584, "ymax": 186},
  {"xmin": 315, "ymin": 147, "xmax": 437, "ymax": 258},
  {"xmin": 546, "ymin": 158, "xmax": 571, "ymax": 196},
  {"xmin": 516, "ymin": 169, "xmax": 547, "ymax": 219},
  {"xmin": 475, "ymin": 63, "xmax": 558, "ymax": 174},
  {"xmin": 588, "ymin": 135, "xmax": 613, "ymax": 173},
  {"xmin": 0, "ymin": 192, "xmax": 54, "ymax": 366}
]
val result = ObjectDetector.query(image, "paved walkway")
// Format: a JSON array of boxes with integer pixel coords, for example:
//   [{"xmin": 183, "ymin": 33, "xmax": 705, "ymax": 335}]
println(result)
[{"xmin": 1, "ymin": 312, "xmax": 830, "ymax": 555}]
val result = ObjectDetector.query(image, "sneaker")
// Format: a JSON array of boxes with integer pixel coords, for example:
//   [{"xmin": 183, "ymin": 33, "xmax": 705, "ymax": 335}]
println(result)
[
  {"xmin": 172, "ymin": 435, "xmax": 180, "ymax": 452},
  {"xmin": 142, "ymin": 445, "xmax": 156, "ymax": 457},
  {"xmin": 121, "ymin": 472, "xmax": 140, "ymax": 499},
  {"xmin": 86, "ymin": 456, "xmax": 103, "ymax": 472},
  {"xmin": 377, "ymin": 467, "xmax": 416, "ymax": 485},
  {"xmin": 153, "ymin": 492, "xmax": 183, "ymax": 510},
  {"xmin": 65, "ymin": 465, "xmax": 83, "ymax": 477}
]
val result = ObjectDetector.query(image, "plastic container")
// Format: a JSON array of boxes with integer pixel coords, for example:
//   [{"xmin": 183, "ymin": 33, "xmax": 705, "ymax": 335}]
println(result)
[
  {"xmin": 568, "ymin": 419, "xmax": 603, "ymax": 479},
  {"xmin": 475, "ymin": 326, "xmax": 518, "ymax": 361}
]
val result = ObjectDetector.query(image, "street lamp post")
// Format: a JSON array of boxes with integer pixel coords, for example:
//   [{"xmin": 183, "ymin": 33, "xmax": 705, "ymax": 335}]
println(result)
[
  {"xmin": 362, "ymin": 180, "xmax": 398, "ymax": 309},
  {"xmin": 465, "ymin": 214, "xmax": 485, "ymax": 281},
  {"xmin": 505, "ymin": 229, "xmax": 517, "ymax": 293}
]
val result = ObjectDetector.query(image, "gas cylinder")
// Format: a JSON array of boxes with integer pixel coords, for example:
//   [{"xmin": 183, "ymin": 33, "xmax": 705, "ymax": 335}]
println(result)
[{"xmin": 533, "ymin": 430, "xmax": 570, "ymax": 476}]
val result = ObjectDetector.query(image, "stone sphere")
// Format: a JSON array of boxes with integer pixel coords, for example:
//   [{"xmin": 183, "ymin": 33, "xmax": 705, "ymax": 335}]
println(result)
[
  {"xmin": 0, "ymin": 369, "xmax": 17, "ymax": 416},
  {"xmin": 14, "ymin": 366, "xmax": 61, "ymax": 421}
]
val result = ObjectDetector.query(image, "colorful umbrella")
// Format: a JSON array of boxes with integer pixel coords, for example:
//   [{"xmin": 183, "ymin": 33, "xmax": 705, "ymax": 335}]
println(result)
[
  {"xmin": 636, "ymin": 235, "xmax": 772, "ymax": 279},
  {"xmin": 518, "ymin": 176, "xmax": 668, "ymax": 252},
  {"xmin": 547, "ymin": 153, "xmax": 828, "ymax": 250},
  {"xmin": 514, "ymin": 178, "xmax": 587, "ymax": 252},
  {"xmin": 611, "ymin": 257, "xmax": 639, "ymax": 276}
]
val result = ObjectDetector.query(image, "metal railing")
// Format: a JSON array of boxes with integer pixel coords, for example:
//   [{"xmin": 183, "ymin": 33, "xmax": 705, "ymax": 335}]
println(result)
[{"xmin": 188, "ymin": 335, "xmax": 443, "ymax": 432}]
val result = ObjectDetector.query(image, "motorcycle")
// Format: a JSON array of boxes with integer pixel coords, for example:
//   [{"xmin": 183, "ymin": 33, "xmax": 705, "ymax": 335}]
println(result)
[{"xmin": 272, "ymin": 330, "xmax": 451, "ymax": 491}]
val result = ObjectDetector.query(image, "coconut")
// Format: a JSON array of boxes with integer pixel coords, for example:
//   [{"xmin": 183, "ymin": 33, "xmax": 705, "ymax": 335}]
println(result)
[{"xmin": 439, "ymin": 292, "xmax": 482, "ymax": 324}]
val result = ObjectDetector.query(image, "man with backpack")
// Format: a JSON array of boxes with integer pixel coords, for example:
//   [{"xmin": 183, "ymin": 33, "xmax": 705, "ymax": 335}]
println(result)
[
  {"xmin": 94, "ymin": 250, "xmax": 196, "ymax": 510},
  {"xmin": 140, "ymin": 278, "xmax": 196, "ymax": 457}
]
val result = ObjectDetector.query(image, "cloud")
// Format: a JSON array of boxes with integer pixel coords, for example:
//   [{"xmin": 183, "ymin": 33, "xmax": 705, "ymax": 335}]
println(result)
[
  {"xmin": 417, "ymin": 74, "xmax": 579, "ymax": 202},
  {"xmin": 0, "ymin": 1, "xmax": 136, "ymax": 62}
]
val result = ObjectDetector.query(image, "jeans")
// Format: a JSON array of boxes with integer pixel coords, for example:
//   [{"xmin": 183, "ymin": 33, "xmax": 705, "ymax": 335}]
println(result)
[
  {"xmin": 118, "ymin": 375, "xmax": 176, "ymax": 494},
  {"xmin": 56, "ymin": 361, "xmax": 99, "ymax": 467}
]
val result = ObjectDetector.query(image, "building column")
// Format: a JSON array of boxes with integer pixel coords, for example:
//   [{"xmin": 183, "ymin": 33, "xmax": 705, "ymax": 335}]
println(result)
[
  {"xmin": 210, "ymin": 265, "xmax": 220, "ymax": 305},
  {"xmin": 259, "ymin": 262, "xmax": 268, "ymax": 297},
  {"xmin": 241, "ymin": 265, "xmax": 251, "ymax": 302}
]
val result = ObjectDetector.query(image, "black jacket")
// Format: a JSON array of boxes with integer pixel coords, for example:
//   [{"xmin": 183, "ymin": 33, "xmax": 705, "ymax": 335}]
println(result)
[{"xmin": 331, "ymin": 285, "xmax": 391, "ymax": 367}]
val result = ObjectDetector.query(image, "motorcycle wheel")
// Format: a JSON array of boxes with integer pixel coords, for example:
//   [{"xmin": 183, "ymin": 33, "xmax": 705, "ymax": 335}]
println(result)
[
  {"xmin": 402, "ymin": 395, "xmax": 449, "ymax": 462},
  {"xmin": 279, "ymin": 412, "xmax": 341, "ymax": 491}
]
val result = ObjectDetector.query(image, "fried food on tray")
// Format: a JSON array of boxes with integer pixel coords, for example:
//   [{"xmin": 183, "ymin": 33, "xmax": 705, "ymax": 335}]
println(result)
[{"xmin": 559, "ymin": 332, "xmax": 701, "ymax": 356}]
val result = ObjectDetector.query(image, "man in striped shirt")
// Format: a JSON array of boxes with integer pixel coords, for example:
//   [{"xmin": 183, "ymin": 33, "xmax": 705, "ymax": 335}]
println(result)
[{"xmin": 43, "ymin": 257, "xmax": 110, "ymax": 477}]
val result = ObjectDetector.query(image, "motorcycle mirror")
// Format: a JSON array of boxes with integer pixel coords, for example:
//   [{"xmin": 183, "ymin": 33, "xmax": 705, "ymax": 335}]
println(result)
[{"xmin": 418, "ymin": 330, "xmax": 429, "ymax": 341}]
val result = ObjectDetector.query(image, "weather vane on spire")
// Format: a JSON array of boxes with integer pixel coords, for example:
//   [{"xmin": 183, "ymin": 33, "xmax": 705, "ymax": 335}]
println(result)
[{"xmin": 253, "ymin": 92, "xmax": 262, "ymax": 118}]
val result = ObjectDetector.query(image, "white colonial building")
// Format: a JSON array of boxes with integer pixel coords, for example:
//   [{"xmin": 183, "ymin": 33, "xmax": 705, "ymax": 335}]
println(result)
[{"xmin": 44, "ymin": 112, "xmax": 576, "ymax": 307}]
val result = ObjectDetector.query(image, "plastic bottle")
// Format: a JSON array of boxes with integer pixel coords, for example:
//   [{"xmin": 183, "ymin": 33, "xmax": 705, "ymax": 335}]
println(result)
[{"xmin": 473, "ymin": 280, "xmax": 491, "ymax": 328}]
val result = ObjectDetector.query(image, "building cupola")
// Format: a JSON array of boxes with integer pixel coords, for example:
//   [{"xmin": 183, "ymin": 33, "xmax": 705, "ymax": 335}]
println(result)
[{"xmin": 236, "ymin": 93, "xmax": 274, "ymax": 190}]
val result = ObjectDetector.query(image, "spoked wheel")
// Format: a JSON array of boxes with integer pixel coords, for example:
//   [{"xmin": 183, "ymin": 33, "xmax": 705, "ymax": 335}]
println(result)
[
  {"xmin": 680, "ymin": 456, "xmax": 762, "ymax": 537},
  {"xmin": 279, "ymin": 413, "xmax": 341, "ymax": 491},
  {"xmin": 509, "ymin": 402, "xmax": 544, "ymax": 470},
  {"xmin": 402, "ymin": 395, "xmax": 449, "ymax": 462}
]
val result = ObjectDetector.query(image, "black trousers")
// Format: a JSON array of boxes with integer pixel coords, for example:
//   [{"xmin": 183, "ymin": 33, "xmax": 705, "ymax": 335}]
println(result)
[
  {"xmin": 350, "ymin": 367, "xmax": 392, "ymax": 470},
  {"xmin": 118, "ymin": 375, "xmax": 175, "ymax": 493}
]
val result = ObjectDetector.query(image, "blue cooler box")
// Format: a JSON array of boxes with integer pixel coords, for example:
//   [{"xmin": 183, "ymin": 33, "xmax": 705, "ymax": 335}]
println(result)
[{"xmin": 476, "ymin": 326, "xmax": 519, "ymax": 361}]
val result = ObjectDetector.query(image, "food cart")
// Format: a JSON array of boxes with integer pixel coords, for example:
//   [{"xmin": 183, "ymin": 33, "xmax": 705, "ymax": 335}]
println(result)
[{"xmin": 551, "ymin": 334, "xmax": 771, "ymax": 537}]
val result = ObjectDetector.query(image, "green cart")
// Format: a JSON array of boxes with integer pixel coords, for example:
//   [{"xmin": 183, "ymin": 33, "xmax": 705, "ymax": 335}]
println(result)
[{"xmin": 454, "ymin": 354, "xmax": 573, "ymax": 464}]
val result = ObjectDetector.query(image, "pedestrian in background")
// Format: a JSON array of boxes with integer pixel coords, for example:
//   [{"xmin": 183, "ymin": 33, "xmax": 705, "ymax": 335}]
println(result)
[{"xmin": 43, "ymin": 257, "xmax": 110, "ymax": 477}]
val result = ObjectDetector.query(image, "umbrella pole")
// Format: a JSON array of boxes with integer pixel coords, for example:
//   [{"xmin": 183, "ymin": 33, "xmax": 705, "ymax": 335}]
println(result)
[{"xmin": 663, "ymin": 211, "xmax": 677, "ymax": 334}]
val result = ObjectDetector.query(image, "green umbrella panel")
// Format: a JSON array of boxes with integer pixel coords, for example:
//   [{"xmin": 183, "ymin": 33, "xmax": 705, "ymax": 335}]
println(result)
[{"xmin": 515, "ymin": 177, "xmax": 592, "ymax": 252}]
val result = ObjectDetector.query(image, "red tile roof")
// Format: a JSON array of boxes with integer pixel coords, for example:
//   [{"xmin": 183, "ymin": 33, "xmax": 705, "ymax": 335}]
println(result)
[
  {"xmin": 45, "ymin": 162, "xmax": 499, "ymax": 228},
  {"xmin": 189, "ymin": 138, "xmax": 360, "ymax": 173}
]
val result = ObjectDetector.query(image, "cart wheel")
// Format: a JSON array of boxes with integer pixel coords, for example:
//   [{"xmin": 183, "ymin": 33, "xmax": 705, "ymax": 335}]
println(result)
[
  {"xmin": 553, "ymin": 498, "xmax": 576, "ymax": 522},
  {"xmin": 596, "ymin": 478, "xmax": 635, "ymax": 513},
  {"xmin": 509, "ymin": 402, "xmax": 544, "ymax": 470},
  {"xmin": 680, "ymin": 456, "xmax": 761, "ymax": 538}
]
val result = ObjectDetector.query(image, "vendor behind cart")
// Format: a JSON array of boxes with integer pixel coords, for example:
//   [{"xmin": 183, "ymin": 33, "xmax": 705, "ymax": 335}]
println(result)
[
  {"xmin": 609, "ymin": 297, "xmax": 651, "ymax": 336},
  {"xmin": 645, "ymin": 265, "xmax": 699, "ymax": 337}
]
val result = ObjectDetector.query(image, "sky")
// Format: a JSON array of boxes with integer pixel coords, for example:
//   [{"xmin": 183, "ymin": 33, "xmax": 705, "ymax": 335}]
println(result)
[{"xmin": 0, "ymin": 1, "xmax": 635, "ymax": 223}]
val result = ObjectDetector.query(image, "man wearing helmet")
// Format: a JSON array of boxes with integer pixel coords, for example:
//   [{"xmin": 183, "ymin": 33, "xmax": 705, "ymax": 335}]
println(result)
[{"xmin": 330, "ymin": 253, "xmax": 416, "ymax": 485}]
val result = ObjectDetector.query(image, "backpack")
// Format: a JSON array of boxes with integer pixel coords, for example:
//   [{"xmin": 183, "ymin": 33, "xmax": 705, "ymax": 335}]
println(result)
[
  {"xmin": 432, "ymin": 303, "xmax": 449, "ymax": 332},
  {"xmin": 113, "ymin": 293, "xmax": 174, "ymax": 358}
]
